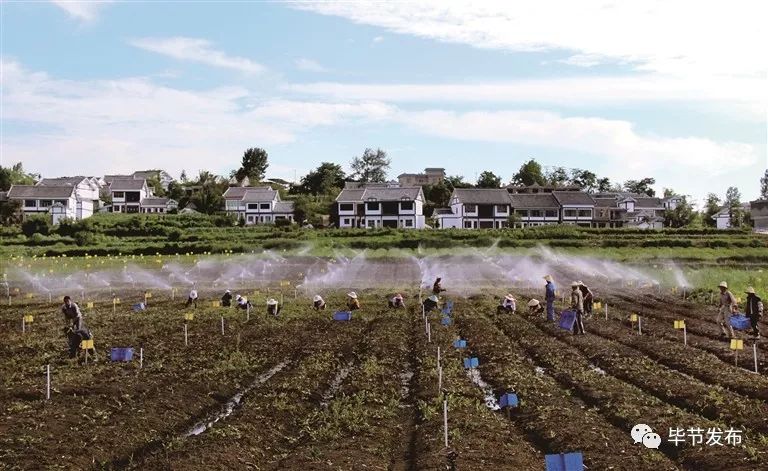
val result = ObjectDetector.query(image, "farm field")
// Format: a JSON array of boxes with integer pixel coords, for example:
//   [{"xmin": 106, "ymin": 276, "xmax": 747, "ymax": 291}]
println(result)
[{"xmin": 2, "ymin": 284, "xmax": 768, "ymax": 470}]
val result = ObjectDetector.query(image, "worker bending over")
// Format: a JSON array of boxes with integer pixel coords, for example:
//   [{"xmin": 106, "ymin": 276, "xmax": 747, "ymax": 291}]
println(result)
[
  {"xmin": 389, "ymin": 293, "xmax": 405, "ymax": 309},
  {"xmin": 313, "ymin": 295, "xmax": 326, "ymax": 311},
  {"xmin": 496, "ymin": 294, "xmax": 516, "ymax": 314},
  {"xmin": 347, "ymin": 292, "xmax": 360, "ymax": 311}
]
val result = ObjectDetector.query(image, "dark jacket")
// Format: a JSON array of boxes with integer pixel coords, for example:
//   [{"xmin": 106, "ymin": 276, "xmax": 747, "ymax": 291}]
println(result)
[
  {"xmin": 221, "ymin": 292, "xmax": 233, "ymax": 307},
  {"xmin": 745, "ymin": 294, "xmax": 763, "ymax": 318},
  {"xmin": 545, "ymin": 282, "xmax": 556, "ymax": 302}
]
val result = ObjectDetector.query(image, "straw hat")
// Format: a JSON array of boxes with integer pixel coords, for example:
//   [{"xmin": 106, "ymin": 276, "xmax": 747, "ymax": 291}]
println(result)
[
  {"xmin": 225, "ymin": 289, "xmax": 231, "ymax": 294},
  {"xmin": 571, "ymin": 281, "xmax": 579, "ymax": 287},
  {"xmin": 719, "ymin": 281, "xmax": 728, "ymax": 288},
  {"xmin": 504, "ymin": 294, "xmax": 515, "ymax": 301},
  {"xmin": 395, "ymin": 293, "xmax": 403, "ymax": 298},
  {"xmin": 746, "ymin": 287, "xmax": 756, "ymax": 294},
  {"xmin": 313, "ymin": 294, "xmax": 323, "ymax": 302},
  {"xmin": 528, "ymin": 299, "xmax": 540, "ymax": 307},
  {"xmin": 543, "ymin": 275, "xmax": 553, "ymax": 282},
  {"xmin": 267, "ymin": 298, "xmax": 278, "ymax": 305},
  {"xmin": 347, "ymin": 292, "xmax": 358, "ymax": 299},
  {"xmin": 235, "ymin": 294, "xmax": 242, "ymax": 299},
  {"xmin": 577, "ymin": 281, "xmax": 584, "ymax": 286},
  {"xmin": 428, "ymin": 295, "xmax": 439, "ymax": 302}
]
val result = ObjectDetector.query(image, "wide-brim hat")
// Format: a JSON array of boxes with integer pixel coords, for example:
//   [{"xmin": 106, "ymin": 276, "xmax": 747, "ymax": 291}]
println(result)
[
  {"xmin": 504, "ymin": 294, "xmax": 515, "ymax": 301},
  {"xmin": 746, "ymin": 287, "xmax": 756, "ymax": 294},
  {"xmin": 347, "ymin": 292, "xmax": 358, "ymax": 299},
  {"xmin": 543, "ymin": 275, "xmax": 553, "ymax": 282},
  {"xmin": 719, "ymin": 281, "xmax": 728, "ymax": 288},
  {"xmin": 571, "ymin": 281, "xmax": 579, "ymax": 287},
  {"xmin": 313, "ymin": 295, "xmax": 323, "ymax": 302},
  {"xmin": 527, "ymin": 299, "xmax": 540, "ymax": 307},
  {"xmin": 395, "ymin": 293, "xmax": 403, "ymax": 298},
  {"xmin": 428, "ymin": 295, "xmax": 439, "ymax": 302},
  {"xmin": 225, "ymin": 290, "xmax": 231, "ymax": 294},
  {"xmin": 267, "ymin": 298, "xmax": 278, "ymax": 305}
]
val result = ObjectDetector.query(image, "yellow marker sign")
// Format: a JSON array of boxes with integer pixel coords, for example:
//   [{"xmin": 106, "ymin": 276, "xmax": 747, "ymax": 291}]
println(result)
[
  {"xmin": 594, "ymin": 302, "xmax": 602, "ymax": 310},
  {"xmin": 113, "ymin": 298, "xmax": 121, "ymax": 304},
  {"xmin": 86, "ymin": 302, "xmax": 94, "ymax": 309},
  {"xmin": 25, "ymin": 293, "xmax": 35, "ymax": 299},
  {"xmin": 184, "ymin": 313, "xmax": 194, "ymax": 321},
  {"xmin": 673, "ymin": 320, "xmax": 685, "ymax": 329},
  {"xmin": 14, "ymin": 288, "xmax": 20, "ymax": 293},
  {"xmin": 145, "ymin": 292, "xmax": 153, "ymax": 299},
  {"xmin": 730, "ymin": 339, "xmax": 744, "ymax": 350},
  {"xmin": 210, "ymin": 301, "xmax": 220, "ymax": 308},
  {"xmin": 280, "ymin": 280, "xmax": 290, "ymax": 287},
  {"xmin": 630, "ymin": 313, "xmax": 638, "ymax": 322},
  {"xmin": 23, "ymin": 315, "xmax": 33, "ymax": 323},
  {"xmin": 80, "ymin": 339, "xmax": 94, "ymax": 350}
]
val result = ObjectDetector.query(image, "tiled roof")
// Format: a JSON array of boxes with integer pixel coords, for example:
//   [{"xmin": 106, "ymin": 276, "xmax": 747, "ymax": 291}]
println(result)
[
  {"xmin": 634, "ymin": 197, "xmax": 663, "ymax": 208},
  {"xmin": 223, "ymin": 187, "xmax": 248, "ymax": 199},
  {"xmin": 36, "ymin": 177, "xmax": 88, "ymax": 186},
  {"xmin": 7, "ymin": 185, "xmax": 76, "ymax": 198},
  {"xmin": 110, "ymin": 179, "xmax": 147, "ymax": 191},
  {"xmin": 141, "ymin": 197, "xmax": 177, "ymax": 206},
  {"xmin": 273, "ymin": 201, "xmax": 295, "ymax": 213},
  {"xmin": 509, "ymin": 193, "xmax": 559, "ymax": 209},
  {"xmin": 552, "ymin": 191, "xmax": 595, "ymax": 206},
  {"xmin": 453, "ymin": 189, "xmax": 511, "ymax": 205},
  {"xmin": 594, "ymin": 197, "xmax": 619, "ymax": 208},
  {"xmin": 337, "ymin": 187, "xmax": 422, "ymax": 201},
  {"xmin": 241, "ymin": 187, "xmax": 278, "ymax": 202},
  {"xmin": 434, "ymin": 208, "xmax": 454, "ymax": 215}
]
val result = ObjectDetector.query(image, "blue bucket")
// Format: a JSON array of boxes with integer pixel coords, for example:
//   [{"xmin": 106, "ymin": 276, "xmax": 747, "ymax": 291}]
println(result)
[
  {"xmin": 499, "ymin": 393, "xmax": 519, "ymax": 408},
  {"xmin": 441, "ymin": 316, "xmax": 452, "ymax": 326},
  {"xmin": 558, "ymin": 310, "xmax": 576, "ymax": 331},
  {"xmin": 333, "ymin": 311, "xmax": 352, "ymax": 321},
  {"xmin": 463, "ymin": 357, "xmax": 479, "ymax": 369},
  {"xmin": 545, "ymin": 452, "xmax": 584, "ymax": 471},
  {"xmin": 730, "ymin": 314, "xmax": 750, "ymax": 331},
  {"xmin": 132, "ymin": 303, "xmax": 146, "ymax": 312},
  {"xmin": 111, "ymin": 348, "xmax": 134, "ymax": 362},
  {"xmin": 453, "ymin": 339, "xmax": 467, "ymax": 349}
]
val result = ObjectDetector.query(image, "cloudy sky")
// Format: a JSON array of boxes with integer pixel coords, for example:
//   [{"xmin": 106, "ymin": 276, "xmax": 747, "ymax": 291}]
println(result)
[{"xmin": 2, "ymin": 1, "xmax": 766, "ymax": 205}]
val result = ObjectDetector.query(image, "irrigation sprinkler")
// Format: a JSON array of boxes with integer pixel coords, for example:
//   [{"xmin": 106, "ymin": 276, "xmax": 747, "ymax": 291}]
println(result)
[
  {"xmin": 443, "ymin": 400, "xmax": 449, "ymax": 448},
  {"xmin": 46, "ymin": 364, "xmax": 51, "ymax": 400}
]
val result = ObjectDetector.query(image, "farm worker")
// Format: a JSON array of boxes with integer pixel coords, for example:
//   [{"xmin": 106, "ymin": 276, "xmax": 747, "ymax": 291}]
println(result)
[
  {"xmin": 745, "ymin": 287, "xmax": 763, "ymax": 338},
  {"xmin": 346, "ymin": 292, "xmax": 360, "ymax": 311},
  {"xmin": 235, "ymin": 295, "xmax": 252, "ymax": 310},
  {"xmin": 221, "ymin": 290, "xmax": 233, "ymax": 307},
  {"xmin": 433, "ymin": 277, "xmax": 446, "ymax": 295},
  {"xmin": 578, "ymin": 281, "xmax": 594, "ymax": 319},
  {"xmin": 717, "ymin": 281, "xmax": 736, "ymax": 339},
  {"xmin": 63, "ymin": 325, "xmax": 94, "ymax": 359},
  {"xmin": 266, "ymin": 298, "xmax": 280, "ymax": 316},
  {"xmin": 61, "ymin": 295, "xmax": 84, "ymax": 330},
  {"xmin": 544, "ymin": 275, "xmax": 556, "ymax": 321},
  {"xmin": 389, "ymin": 293, "xmax": 405, "ymax": 309},
  {"xmin": 423, "ymin": 294, "xmax": 439, "ymax": 313},
  {"xmin": 313, "ymin": 294, "xmax": 326, "ymax": 311},
  {"xmin": 186, "ymin": 289, "xmax": 198, "ymax": 308},
  {"xmin": 496, "ymin": 294, "xmax": 516, "ymax": 314},
  {"xmin": 527, "ymin": 298, "xmax": 545, "ymax": 316},
  {"xmin": 570, "ymin": 282, "xmax": 585, "ymax": 335}
]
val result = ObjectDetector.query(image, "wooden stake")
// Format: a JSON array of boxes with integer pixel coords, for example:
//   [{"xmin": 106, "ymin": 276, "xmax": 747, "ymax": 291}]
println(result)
[
  {"xmin": 438, "ymin": 366, "xmax": 443, "ymax": 393},
  {"xmin": 220, "ymin": 316, "xmax": 225, "ymax": 335},
  {"xmin": 683, "ymin": 326, "xmax": 687, "ymax": 346},
  {"xmin": 735, "ymin": 350, "xmax": 739, "ymax": 367},
  {"xmin": 443, "ymin": 400, "xmax": 449, "ymax": 448},
  {"xmin": 638, "ymin": 317, "xmax": 642, "ymax": 335},
  {"xmin": 604, "ymin": 303, "xmax": 608, "ymax": 320},
  {"xmin": 46, "ymin": 365, "xmax": 51, "ymax": 400},
  {"xmin": 184, "ymin": 323, "xmax": 188, "ymax": 346},
  {"xmin": 22, "ymin": 317, "xmax": 25, "ymax": 333},
  {"xmin": 140, "ymin": 348, "xmax": 143, "ymax": 369},
  {"xmin": 427, "ymin": 323, "xmax": 432, "ymax": 343},
  {"xmin": 437, "ymin": 346, "xmax": 441, "ymax": 370},
  {"xmin": 246, "ymin": 304, "xmax": 250, "ymax": 321},
  {"xmin": 754, "ymin": 343, "xmax": 759, "ymax": 373}
]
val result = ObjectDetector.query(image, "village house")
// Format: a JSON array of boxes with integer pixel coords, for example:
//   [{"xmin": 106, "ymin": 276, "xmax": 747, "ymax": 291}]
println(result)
[
  {"xmin": 552, "ymin": 191, "xmax": 595, "ymax": 227},
  {"xmin": 750, "ymin": 200, "xmax": 768, "ymax": 233},
  {"xmin": 223, "ymin": 186, "xmax": 295, "ymax": 225},
  {"xmin": 335, "ymin": 182, "xmax": 425, "ymax": 229},
  {"xmin": 140, "ymin": 197, "xmax": 179, "ymax": 214},
  {"xmin": 397, "ymin": 168, "xmax": 446, "ymax": 187},
  {"xmin": 508, "ymin": 193, "xmax": 561, "ymax": 227},
  {"xmin": 6, "ymin": 184, "xmax": 94, "ymax": 223},
  {"xmin": 711, "ymin": 202, "xmax": 751, "ymax": 229},
  {"xmin": 435, "ymin": 188, "xmax": 512, "ymax": 229},
  {"xmin": 36, "ymin": 176, "xmax": 102, "ymax": 210},
  {"xmin": 109, "ymin": 179, "xmax": 150, "ymax": 214}
]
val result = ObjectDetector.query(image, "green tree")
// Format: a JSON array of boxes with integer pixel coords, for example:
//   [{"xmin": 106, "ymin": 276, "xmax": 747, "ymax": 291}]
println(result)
[
  {"xmin": 507, "ymin": 212, "xmax": 522, "ymax": 228},
  {"xmin": 623, "ymin": 177, "xmax": 656, "ymax": 197},
  {"xmin": 663, "ymin": 188, "xmax": 676, "ymax": 198},
  {"xmin": 725, "ymin": 186, "xmax": 743, "ymax": 227},
  {"xmin": 0, "ymin": 162, "xmax": 38, "ymax": 190},
  {"xmin": 294, "ymin": 162, "xmax": 346, "ymax": 195},
  {"xmin": 350, "ymin": 148, "xmax": 390, "ymax": 183},
  {"xmin": 703, "ymin": 193, "xmax": 721, "ymax": 227},
  {"xmin": 664, "ymin": 195, "xmax": 695, "ymax": 228},
  {"xmin": 445, "ymin": 175, "xmax": 471, "ymax": 189},
  {"xmin": 146, "ymin": 175, "xmax": 166, "ymax": 197},
  {"xmin": 545, "ymin": 167, "xmax": 569, "ymax": 187},
  {"xmin": 167, "ymin": 181, "xmax": 185, "ymax": 202},
  {"xmin": 426, "ymin": 181, "xmax": 452, "ymax": 207},
  {"xmin": 21, "ymin": 215, "xmax": 51, "ymax": 237},
  {"xmin": 180, "ymin": 169, "xmax": 188, "ymax": 183},
  {"xmin": 0, "ymin": 200, "xmax": 22, "ymax": 225},
  {"xmin": 596, "ymin": 177, "xmax": 612, "ymax": 193},
  {"xmin": 476, "ymin": 171, "xmax": 502, "ymax": 188},
  {"xmin": 511, "ymin": 159, "xmax": 546, "ymax": 186},
  {"xmin": 569, "ymin": 169, "xmax": 598, "ymax": 192},
  {"xmin": 235, "ymin": 147, "xmax": 269, "ymax": 184},
  {"xmin": 760, "ymin": 169, "xmax": 768, "ymax": 200},
  {"xmin": 190, "ymin": 171, "xmax": 227, "ymax": 214}
]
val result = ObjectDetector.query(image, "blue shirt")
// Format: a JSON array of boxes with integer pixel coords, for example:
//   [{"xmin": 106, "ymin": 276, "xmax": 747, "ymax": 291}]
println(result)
[{"xmin": 545, "ymin": 282, "xmax": 556, "ymax": 301}]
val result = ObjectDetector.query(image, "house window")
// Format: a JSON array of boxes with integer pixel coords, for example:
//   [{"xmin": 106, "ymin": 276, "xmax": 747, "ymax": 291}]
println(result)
[
  {"xmin": 496, "ymin": 205, "xmax": 507, "ymax": 213},
  {"xmin": 516, "ymin": 210, "xmax": 528, "ymax": 217},
  {"xmin": 40, "ymin": 200, "xmax": 52, "ymax": 207},
  {"xmin": 247, "ymin": 203, "xmax": 258, "ymax": 210},
  {"xmin": 260, "ymin": 203, "xmax": 270, "ymax": 210},
  {"xmin": 343, "ymin": 218, "xmax": 350, "ymax": 225},
  {"xmin": 367, "ymin": 202, "xmax": 380, "ymax": 211},
  {"xmin": 464, "ymin": 204, "xmax": 477, "ymax": 213},
  {"xmin": 545, "ymin": 210, "xmax": 558, "ymax": 218},
  {"xmin": 24, "ymin": 200, "xmax": 36, "ymax": 207},
  {"xmin": 367, "ymin": 220, "xmax": 376, "ymax": 228},
  {"xmin": 339, "ymin": 203, "xmax": 354, "ymax": 211},
  {"xmin": 126, "ymin": 206, "xmax": 139, "ymax": 213},
  {"xmin": 56, "ymin": 200, "xmax": 68, "ymax": 206},
  {"xmin": 463, "ymin": 220, "xmax": 474, "ymax": 229},
  {"xmin": 578, "ymin": 209, "xmax": 592, "ymax": 218},
  {"xmin": 247, "ymin": 215, "xmax": 255, "ymax": 223},
  {"xmin": 400, "ymin": 201, "xmax": 414, "ymax": 210},
  {"xmin": 113, "ymin": 192, "xmax": 124, "ymax": 198},
  {"xmin": 159, "ymin": 208, "xmax": 165, "ymax": 213},
  {"xmin": 530, "ymin": 210, "xmax": 542, "ymax": 217},
  {"xmin": 564, "ymin": 209, "xmax": 578, "ymax": 217},
  {"xmin": 125, "ymin": 192, "xmax": 140, "ymax": 203},
  {"xmin": 405, "ymin": 219, "xmax": 413, "ymax": 227}
]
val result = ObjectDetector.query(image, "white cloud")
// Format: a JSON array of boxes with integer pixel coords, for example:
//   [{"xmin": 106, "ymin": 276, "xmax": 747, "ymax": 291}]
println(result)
[
  {"xmin": 130, "ymin": 37, "xmax": 266, "ymax": 74},
  {"xmin": 1, "ymin": 60, "xmax": 391, "ymax": 177},
  {"xmin": 285, "ymin": 75, "xmax": 767, "ymax": 119},
  {"xmin": 50, "ymin": 0, "xmax": 112, "ymax": 21},
  {"xmin": 294, "ymin": 58, "xmax": 328, "ymax": 73},
  {"xmin": 372, "ymin": 36, "xmax": 384, "ymax": 43},
  {"xmin": 292, "ymin": 1, "xmax": 767, "ymax": 78}
]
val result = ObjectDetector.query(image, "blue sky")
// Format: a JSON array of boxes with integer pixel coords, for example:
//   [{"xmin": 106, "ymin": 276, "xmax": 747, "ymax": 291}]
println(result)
[{"xmin": 2, "ymin": 1, "xmax": 766, "ymax": 205}]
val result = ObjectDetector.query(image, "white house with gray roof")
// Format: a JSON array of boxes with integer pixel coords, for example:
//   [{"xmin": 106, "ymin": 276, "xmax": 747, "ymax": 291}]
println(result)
[
  {"xmin": 109, "ymin": 179, "xmax": 150, "ymax": 213},
  {"xmin": 335, "ymin": 183, "xmax": 425, "ymax": 229},
  {"xmin": 6, "ymin": 184, "xmax": 93, "ymax": 223},
  {"xmin": 36, "ymin": 176, "xmax": 102, "ymax": 209},
  {"xmin": 508, "ymin": 193, "xmax": 561, "ymax": 227},
  {"xmin": 223, "ymin": 186, "xmax": 294, "ymax": 224},
  {"xmin": 436, "ymin": 189, "xmax": 512, "ymax": 229}
]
